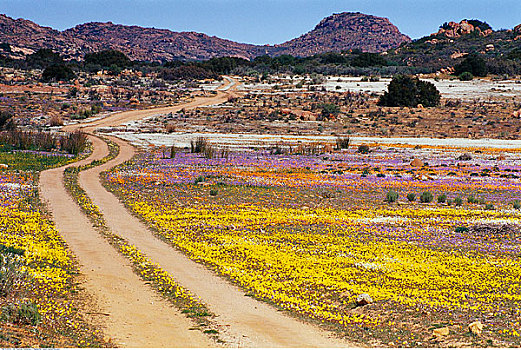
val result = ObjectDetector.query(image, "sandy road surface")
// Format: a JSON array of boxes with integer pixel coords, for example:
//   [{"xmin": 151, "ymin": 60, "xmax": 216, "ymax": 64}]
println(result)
[
  {"xmin": 39, "ymin": 136, "xmax": 213, "ymax": 348},
  {"xmin": 42, "ymin": 77, "xmax": 354, "ymax": 347}
]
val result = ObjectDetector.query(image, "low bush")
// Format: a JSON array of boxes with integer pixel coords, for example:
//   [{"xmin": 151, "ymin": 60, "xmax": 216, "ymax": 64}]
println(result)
[
  {"xmin": 0, "ymin": 252, "xmax": 27, "ymax": 297},
  {"xmin": 1, "ymin": 301, "xmax": 41, "ymax": 326},
  {"xmin": 407, "ymin": 193, "xmax": 416, "ymax": 202},
  {"xmin": 357, "ymin": 144, "xmax": 370, "ymax": 154},
  {"xmin": 513, "ymin": 200, "xmax": 521, "ymax": 210},
  {"xmin": 437, "ymin": 194, "xmax": 447, "ymax": 203},
  {"xmin": 49, "ymin": 115, "xmax": 64, "ymax": 127},
  {"xmin": 484, "ymin": 203, "xmax": 495, "ymax": 210},
  {"xmin": 386, "ymin": 190, "xmax": 399, "ymax": 203},
  {"xmin": 336, "ymin": 136, "xmax": 350, "ymax": 150},
  {"xmin": 454, "ymin": 197, "xmax": 463, "ymax": 206},
  {"xmin": 420, "ymin": 191, "xmax": 433, "ymax": 203},
  {"xmin": 458, "ymin": 71, "xmax": 474, "ymax": 81},
  {"xmin": 61, "ymin": 130, "xmax": 88, "ymax": 155}
]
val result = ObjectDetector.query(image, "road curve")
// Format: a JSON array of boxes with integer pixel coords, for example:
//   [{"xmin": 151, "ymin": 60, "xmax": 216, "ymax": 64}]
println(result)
[
  {"xmin": 39, "ymin": 136, "xmax": 213, "ymax": 347},
  {"xmin": 42, "ymin": 77, "xmax": 354, "ymax": 347}
]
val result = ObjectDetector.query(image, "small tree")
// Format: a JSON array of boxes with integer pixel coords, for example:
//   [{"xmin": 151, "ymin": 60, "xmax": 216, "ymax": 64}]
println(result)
[
  {"xmin": 42, "ymin": 64, "xmax": 75, "ymax": 82},
  {"xmin": 378, "ymin": 75, "xmax": 440, "ymax": 107},
  {"xmin": 454, "ymin": 53, "xmax": 488, "ymax": 77}
]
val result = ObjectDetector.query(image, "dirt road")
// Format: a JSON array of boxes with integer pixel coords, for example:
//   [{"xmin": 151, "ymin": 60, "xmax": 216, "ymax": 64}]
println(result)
[{"xmin": 41, "ymin": 77, "xmax": 353, "ymax": 347}]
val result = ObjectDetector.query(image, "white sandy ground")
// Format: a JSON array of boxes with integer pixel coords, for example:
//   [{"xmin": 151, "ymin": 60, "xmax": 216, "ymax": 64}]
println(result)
[
  {"xmin": 239, "ymin": 77, "xmax": 521, "ymax": 100},
  {"xmin": 105, "ymin": 131, "xmax": 521, "ymax": 150}
]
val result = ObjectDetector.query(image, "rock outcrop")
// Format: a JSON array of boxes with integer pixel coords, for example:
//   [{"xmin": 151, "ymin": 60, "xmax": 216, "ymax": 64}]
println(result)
[{"xmin": 278, "ymin": 12, "xmax": 411, "ymax": 55}]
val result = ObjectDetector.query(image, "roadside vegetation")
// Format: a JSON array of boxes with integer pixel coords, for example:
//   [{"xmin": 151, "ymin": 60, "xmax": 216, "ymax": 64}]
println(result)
[
  {"xmin": 0, "ymin": 146, "xmax": 107, "ymax": 347},
  {"xmin": 104, "ymin": 143, "xmax": 521, "ymax": 347}
]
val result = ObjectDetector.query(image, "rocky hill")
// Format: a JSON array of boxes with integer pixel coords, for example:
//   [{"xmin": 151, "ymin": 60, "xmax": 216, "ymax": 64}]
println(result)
[
  {"xmin": 278, "ymin": 12, "xmax": 411, "ymax": 56},
  {"xmin": 0, "ymin": 12, "xmax": 410, "ymax": 61},
  {"xmin": 389, "ymin": 19, "xmax": 521, "ymax": 72}
]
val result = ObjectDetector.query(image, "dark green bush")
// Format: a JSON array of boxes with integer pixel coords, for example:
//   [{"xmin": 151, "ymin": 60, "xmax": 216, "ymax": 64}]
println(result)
[
  {"xmin": 357, "ymin": 145, "xmax": 370, "ymax": 154},
  {"xmin": 454, "ymin": 197, "xmax": 463, "ymax": 206},
  {"xmin": 458, "ymin": 71, "xmax": 474, "ymax": 81},
  {"xmin": 454, "ymin": 53, "xmax": 488, "ymax": 77},
  {"xmin": 437, "ymin": 194, "xmax": 447, "ymax": 203},
  {"xmin": 378, "ymin": 75, "xmax": 440, "ymax": 107},
  {"xmin": 386, "ymin": 190, "xmax": 399, "ymax": 203},
  {"xmin": 407, "ymin": 193, "xmax": 416, "ymax": 202},
  {"xmin": 210, "ymin": 189, "xmax": 218, "ymax": 196},
  {"xmin": 513, "ymin": 200, "xmax": 521, "ymax": 210},
  {"xmin": 42, "ymin": 64, "xmax": 76, "ymax": 82},
  {"xmin": 420, "ymin": 191, "xmax": 434, "ymax": 203}
]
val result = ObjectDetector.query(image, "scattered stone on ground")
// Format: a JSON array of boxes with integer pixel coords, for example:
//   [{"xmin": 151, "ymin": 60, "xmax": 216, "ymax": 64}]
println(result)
[
  {"xmin": 433, "ymin": 326, "xmax": 450, "ymax": 337},
  {"xmin": 468, "ymin": 321, "xmax": 483, "ymax": 335},
  {"xmin": 356, "ymin": 293, "xmax": 373, "ymax": 306},
  {"xmin": 457, "ymin": 153, "xmax": 472, "ymax": 161}
]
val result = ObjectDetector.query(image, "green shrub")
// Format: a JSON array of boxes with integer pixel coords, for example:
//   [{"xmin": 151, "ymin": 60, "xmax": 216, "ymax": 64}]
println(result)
[
  {"xmin": 378, "ymin": 75, "xmax": 441, "ymax": 107},
  {"xmin": 454, "ymin": 53, "xmax": 488, "ymax": 77},
  {"xmin": 513, "ymin": 200, "xmax": 521, "ymax": 210},
  {"xmin": 437, "ymin": 194, "xmax": 447, "ymax": 203},
  {"xmin": 407, "ymin": 193, "xmax": 416, "ymax": 202},
  {"xmin": 455, "ymin": 226, "xmax": 469, "ymax": 233},
  {"xmin": 42, "ymin": 64, "xmax": 75, "ymax": 82},
  {"xmin": 0, "ymin": 252, "xmax": 27, "ymax": 297},
  {"xmin": 386, "ymin": 190, "xmax": 399, "ymax": 203},
  {"xmin": 458, "ymin": 71, "xmax": 474, "ymax": 81},
  {"xmin": 209, "ymin": 189, "xmax": 218, "ymax": 196},
  {"xmin": 484, "ymin": 203, "xmax": 495, "ymax": 210},
  {"xmin": 454, "ymin": 197, "xmax": 463, "ymax": 206},
  {"xmin": 420, "ymin": 191, "xmax": 434, "ymax": 203},
  {"xmin": 357, "ymin": 144, "xmax": 370, "ymax": 154},
  {"xmin": 467, "ymin": 195, "xmax": 477, "ymax": 204},
  {"xmin": 446, "ymin": 199, "xmax": 453, "ymax": 206},
  {"xmin": 1, "ymin": 301, "xmax": 41, "ymax": 326}
]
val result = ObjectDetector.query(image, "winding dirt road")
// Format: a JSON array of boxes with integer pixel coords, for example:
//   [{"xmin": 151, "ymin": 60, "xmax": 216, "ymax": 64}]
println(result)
[{"xmin": 40, "ymin": 78, "xmax": 354, "ymax": 347}]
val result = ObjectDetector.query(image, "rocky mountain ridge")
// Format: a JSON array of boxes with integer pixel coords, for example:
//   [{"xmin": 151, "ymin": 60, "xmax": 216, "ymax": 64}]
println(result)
[{"xmin": 0, "ymin": 12, "xmax": 410, "ymax": 61}]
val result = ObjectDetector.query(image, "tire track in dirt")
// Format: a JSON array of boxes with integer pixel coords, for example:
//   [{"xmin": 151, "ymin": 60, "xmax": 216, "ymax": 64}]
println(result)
[
  {"xmin": 38, "ymin": 93, "xmax": 236, "ymax": 346},
  {"xmin": 72, "ymin": 77, "xmax": 354, "ymax": 347}
]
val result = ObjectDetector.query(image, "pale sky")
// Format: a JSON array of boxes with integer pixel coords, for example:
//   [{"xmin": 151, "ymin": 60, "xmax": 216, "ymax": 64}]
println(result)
[{"xmin": 1, "ymin": 0, "xmax": 520, "ymax": 45}]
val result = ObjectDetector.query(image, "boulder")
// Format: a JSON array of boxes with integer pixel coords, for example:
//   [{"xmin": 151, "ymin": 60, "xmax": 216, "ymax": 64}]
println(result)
[
  {"xmin": 410, "ymin": 158, "xmax": 424, "ymax": 167},
  {"xmin": 433, "ymin": 326, "xmax": 450, "ymax": 337},
  {"xmin": 457, "ymin": 153, "xmax": 472, "ymax": 161},
  {"xmin": 468, "ymin": 321, "xmax": 483, "ymax": 335},
  {"xmin": 356, "ymin": 293, "xmax": 373, "ymax": 306}
]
